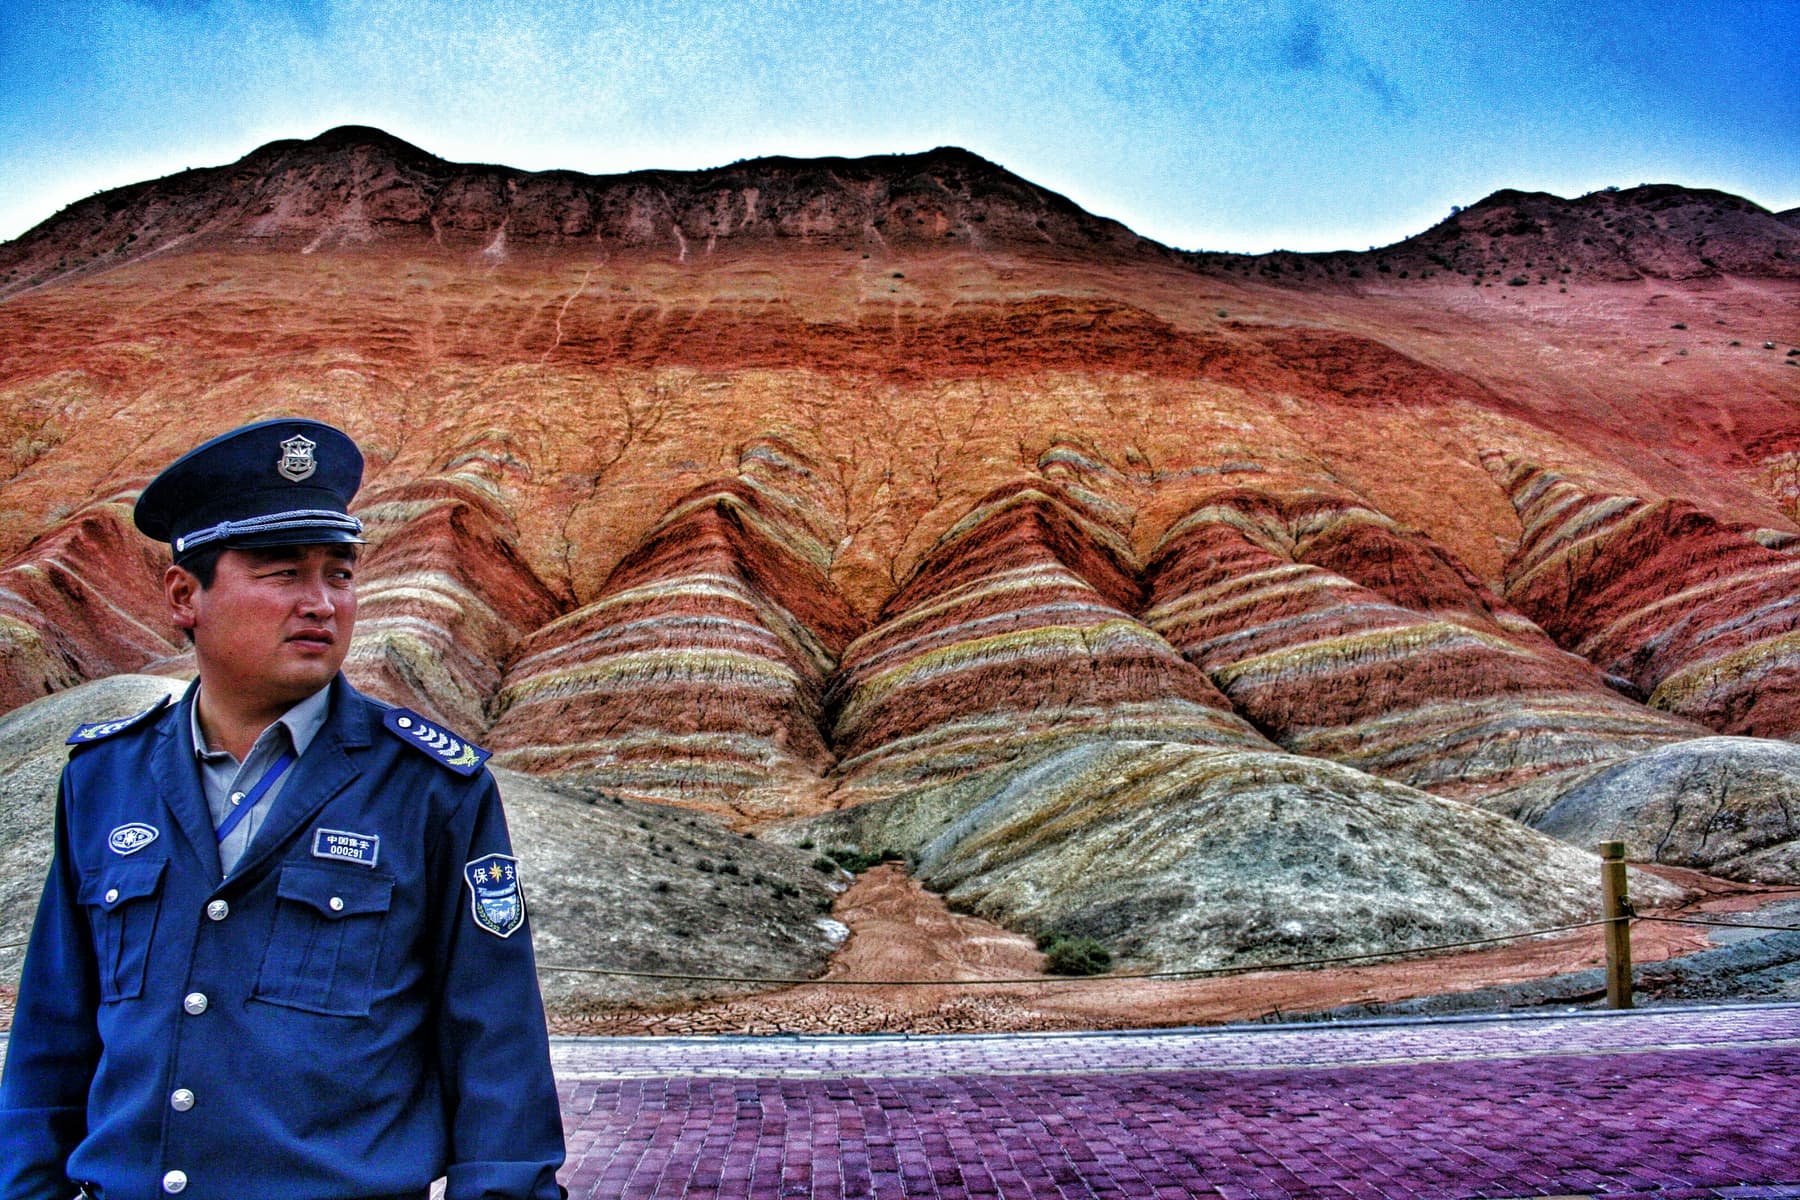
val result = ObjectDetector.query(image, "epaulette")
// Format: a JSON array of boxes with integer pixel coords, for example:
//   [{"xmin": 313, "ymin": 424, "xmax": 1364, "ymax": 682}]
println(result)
[
  {"xmin": 382, "ymin": 707, "xmax": 491, "ymax": 776},
  {"xmin": 67, "ymin": 695, "xmax": 174, "ymax": 748}
]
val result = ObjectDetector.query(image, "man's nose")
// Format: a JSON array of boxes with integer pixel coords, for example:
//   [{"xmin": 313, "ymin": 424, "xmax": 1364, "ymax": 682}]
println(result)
[{"xmin": 295, "ymin": 573, "xmax": 336, "ymax": 617}]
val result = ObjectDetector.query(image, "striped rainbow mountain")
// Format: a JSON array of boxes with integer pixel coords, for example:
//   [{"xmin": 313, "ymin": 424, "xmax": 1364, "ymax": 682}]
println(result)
[{"xmin": 4, "ymin": 127, "xmax": 1799, "ymax": 979}]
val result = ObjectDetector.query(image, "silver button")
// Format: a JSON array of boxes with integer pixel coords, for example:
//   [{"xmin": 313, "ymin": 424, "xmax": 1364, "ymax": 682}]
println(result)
[
  {"xmin": 163, "ymin": 1169, "xmax": 188, "ymax": 1193},
  {"xmin": 329, "ymin": 896, "xmax": 345, "ymax": 912},
  {"xmin": 206, "ymin": 900, "xmax": 230, "ymax": 922},
  {"xmin": 183, "ymin": 992, "xmax": 208, "ymax": 1015},
  {"xmin": 397, "ymin": 716, "xmax": 413, "ymax": 728},
  {"xmin": 171, "ymin": 1088, "xmax": 195, "ymax": 1112},
  {"xmin": 230, "ymin": 791, "xmax": 245, "ymax": 806},
  {"xmin": 104, "ymin": 888, "xmax": 120, "ymax": 904}
]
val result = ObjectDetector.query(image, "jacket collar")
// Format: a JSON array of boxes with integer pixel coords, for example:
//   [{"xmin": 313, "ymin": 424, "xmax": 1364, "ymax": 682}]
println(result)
[{"xmin": 154, "ymin": 674, "xmax": 373, "ymax": 889}]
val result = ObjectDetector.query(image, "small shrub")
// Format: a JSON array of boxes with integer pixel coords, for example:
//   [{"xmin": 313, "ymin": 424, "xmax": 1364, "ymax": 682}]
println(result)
[
  {"xmin": 824, "ymin": 847, "xmax": 904, "ymax": 873},
  {"xmin": 1507, "ymin": 276, "xmax": 1529, "ymax": 287},
  {"xmin": 811, "ymin": 855, "xmax": 840, "ymax": 874},
  {"xmin": 1043, "ymin": 936, "xmax": 1112, "ymax": 976}
]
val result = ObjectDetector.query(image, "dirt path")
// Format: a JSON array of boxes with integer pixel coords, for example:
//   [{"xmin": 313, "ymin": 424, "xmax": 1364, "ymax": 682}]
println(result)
[
  {"xmin": 3, "ymin": 865, "xmax": 1787, "ymax": 1038},
  {"xmin": 548, "ymin": 864, "xmax": 1799, "ymax": 1035}
]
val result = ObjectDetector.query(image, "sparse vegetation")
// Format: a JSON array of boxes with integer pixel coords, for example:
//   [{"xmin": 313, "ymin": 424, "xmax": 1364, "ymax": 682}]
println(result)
[
  {"xmin": 819, "ymin": 846, "xmax": 904, "ymax": 873},
  {"xmin": 1038, "ymin": 932, "xmax": 1113, "ymax": 976}
]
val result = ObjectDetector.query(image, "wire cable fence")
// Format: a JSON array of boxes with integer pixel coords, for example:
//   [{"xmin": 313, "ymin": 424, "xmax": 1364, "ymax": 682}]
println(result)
[
  {"xmin": 2, "ymin": 866, "xmax": 1795, "ymax": 991},
  {"xmin": 532, "ymin": 917, "xmax": 1622, "ymax": 988}
]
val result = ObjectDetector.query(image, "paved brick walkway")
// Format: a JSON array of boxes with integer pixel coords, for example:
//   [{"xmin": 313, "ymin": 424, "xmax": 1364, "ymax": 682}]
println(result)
[{"xmin": 552, "ymin": 1004, "xmax": 1800, "ymax": 1199}]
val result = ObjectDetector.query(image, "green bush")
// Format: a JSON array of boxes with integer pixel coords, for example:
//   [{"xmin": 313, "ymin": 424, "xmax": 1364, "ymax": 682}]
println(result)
[
  {"xmin": 1042, "ymin": 936, "xmax": 1112, "ymax": 976},
  {"xmin": 824, "ymin": 847, "xmax": 904, "ymax": 873}
]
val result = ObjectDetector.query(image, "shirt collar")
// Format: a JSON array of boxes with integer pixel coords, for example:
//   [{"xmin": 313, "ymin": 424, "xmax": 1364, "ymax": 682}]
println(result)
[{"xmin": 190, "ymin": 683, "xmax": 334, "ymax": 762}]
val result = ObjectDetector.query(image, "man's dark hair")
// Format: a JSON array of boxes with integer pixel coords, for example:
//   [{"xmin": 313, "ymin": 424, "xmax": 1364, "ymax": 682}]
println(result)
[
  {"xmin": 179, "ymin": 542, "xmax": 359, "ymax": 590},
  {"xmin": 177, "ymin": 545, "xmax": 227, "ymax": 589}
]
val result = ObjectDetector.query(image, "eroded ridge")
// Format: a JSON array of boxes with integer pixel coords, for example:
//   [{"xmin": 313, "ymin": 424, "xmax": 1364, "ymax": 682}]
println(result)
[
  {"xmin": 1143, "ymin": 487, "xmax": 1700, "ymax": 799},
  {"xmin": 345, "ymin": 438, "xmax": 563, "ymax": 734},
  {"xmin": 825, "ymin": 474, "xmax": 1270, "ymax": 793},
  {"xmin": 806, "ymin": 735, "xmax": 1638, "ymax": 974},
  {"xmin": 488, "ymin": 440, "xmax": 861, "ymax": 819},
  {"xmin": 0, "ymin": 498, "xmax": 180, "ymax": 711},
  {"xmin": 1491, "ymin": 454, "xmax": 1800, "ymax": 739}
]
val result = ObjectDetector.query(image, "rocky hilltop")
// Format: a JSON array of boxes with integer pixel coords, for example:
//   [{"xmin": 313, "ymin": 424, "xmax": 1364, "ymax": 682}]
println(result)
[
  {"xmin": 0, "ymin": 126, "xmax": 1156, "ymax": 298},
  {"xmin": 3, "ymin": 128, "xmax": 1798, "ymax": 1002}
]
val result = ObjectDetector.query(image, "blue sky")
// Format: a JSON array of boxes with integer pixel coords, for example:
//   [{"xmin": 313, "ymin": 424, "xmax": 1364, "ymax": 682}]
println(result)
[{"xmin": 2, "ymin": 0, "xmax": 1797, "ymax": 253}]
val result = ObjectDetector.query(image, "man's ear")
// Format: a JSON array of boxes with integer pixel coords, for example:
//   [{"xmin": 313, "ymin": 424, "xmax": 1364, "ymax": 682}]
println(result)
[{"xmin": 165, "ymin": 563, "xmax": 202, "ymax": 633}]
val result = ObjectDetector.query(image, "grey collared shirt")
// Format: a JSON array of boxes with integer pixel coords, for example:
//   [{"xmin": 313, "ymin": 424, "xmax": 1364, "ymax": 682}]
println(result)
[{"xmin": 192, "ymin": 685, "xmax": 333, "ymax": 875}]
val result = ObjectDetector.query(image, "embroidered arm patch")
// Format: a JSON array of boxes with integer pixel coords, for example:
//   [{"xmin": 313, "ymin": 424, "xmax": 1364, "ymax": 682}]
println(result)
[
  {"xmin": 464, "ymin": 853, "xmax": 526, "ymax": 937},
  {"xmin": 382, "ymin": 708, "xmax": 491, "ymax": 775}
]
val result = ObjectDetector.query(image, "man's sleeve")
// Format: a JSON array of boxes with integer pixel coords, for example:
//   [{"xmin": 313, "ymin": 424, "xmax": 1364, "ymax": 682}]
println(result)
[
  {"xmin": 431, "ymin": 772, "xmax": 567, "ymax": 1200},
  {"xmin": 0, "ymin": 778, "xmax": 101, "ymax": 1200}
]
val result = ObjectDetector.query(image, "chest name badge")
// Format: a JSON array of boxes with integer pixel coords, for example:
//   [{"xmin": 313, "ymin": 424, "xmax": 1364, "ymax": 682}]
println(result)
[
  {"xmin": 108, "ymin": 823, "xmax": 160, "ymax": 855},
  {"xmin": 464, "ymin": 853, "xmax": 525, "ymax": 938},
  {"xmin": 312, "ymin": 828, "xmax": 380, "ymax": 868}
]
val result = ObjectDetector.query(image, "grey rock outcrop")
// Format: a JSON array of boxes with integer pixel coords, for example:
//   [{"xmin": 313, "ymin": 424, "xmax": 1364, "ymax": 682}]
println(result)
[
  {"xmin": 792, "ymin": 740, "xmax": 1682, "ymax": 972},
  {"xmin": 1528, "ymin": 737, "xmax": 1800, "ymax": 884}
]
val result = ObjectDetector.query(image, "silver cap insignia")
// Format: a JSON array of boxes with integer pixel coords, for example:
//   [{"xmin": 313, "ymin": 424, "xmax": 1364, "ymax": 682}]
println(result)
[{"xmin": 277, "ymin": 434, "xmax": 319, "ymax": 482}]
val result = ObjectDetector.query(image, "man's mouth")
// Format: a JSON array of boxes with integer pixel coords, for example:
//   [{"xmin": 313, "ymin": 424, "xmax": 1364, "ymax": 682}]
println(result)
[{"xmin": 287, "ymin": 628, "xmax": 336, "ymax": 649}]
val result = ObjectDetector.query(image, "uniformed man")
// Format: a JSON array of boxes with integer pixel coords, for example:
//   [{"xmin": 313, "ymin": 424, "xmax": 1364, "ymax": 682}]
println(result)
[{"xmin": 0, "ymin": 419, "xmax": 568, "ymax": 1199}]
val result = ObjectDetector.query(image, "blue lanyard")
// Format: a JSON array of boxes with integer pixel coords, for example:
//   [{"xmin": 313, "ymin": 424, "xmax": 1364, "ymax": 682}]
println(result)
[{"xmin": 215, "ymin": 747, "xmax": 297, "ymax": 844}]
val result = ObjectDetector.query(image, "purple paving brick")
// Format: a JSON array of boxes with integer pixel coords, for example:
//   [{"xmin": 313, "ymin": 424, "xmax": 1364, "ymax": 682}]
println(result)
[{"xmin": 549, "ymin": 1005, "xmax": 1800, "ymax": 1198}]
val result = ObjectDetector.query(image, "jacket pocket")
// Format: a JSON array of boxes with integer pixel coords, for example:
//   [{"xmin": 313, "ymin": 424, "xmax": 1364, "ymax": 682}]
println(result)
[
  {"xmin": 79, "ymin": 857, "xmax": 167, "ymax": 1002},
  {"xmin": 252, "ymin": 863, "xmax": 394, "ymax": 1017}
]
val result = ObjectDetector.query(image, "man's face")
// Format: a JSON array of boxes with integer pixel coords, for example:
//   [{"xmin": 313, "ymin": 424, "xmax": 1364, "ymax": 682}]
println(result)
[{"xmin": 166, "ymin": 544, "xmax": 358, "ymax": 714}]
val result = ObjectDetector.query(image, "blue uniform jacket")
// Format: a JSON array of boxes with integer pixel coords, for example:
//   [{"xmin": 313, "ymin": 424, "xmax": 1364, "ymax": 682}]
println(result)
[{"xmin": 0, "ymin": 676, "xmax": 567, "ymax": 1200}]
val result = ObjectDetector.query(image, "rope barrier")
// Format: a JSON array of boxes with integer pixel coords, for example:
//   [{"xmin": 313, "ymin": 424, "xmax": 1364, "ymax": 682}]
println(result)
[
  {"xmin": 535, "ymin": 917, "xmax": 1615, "ymax": 988},
  {"xmin": 1633, "ymin": 914, "xmax": 1800, "ymax": 935},
  {"xmin": 2, "ymin": 880, "xmax": 1792, "ymax": 989}
]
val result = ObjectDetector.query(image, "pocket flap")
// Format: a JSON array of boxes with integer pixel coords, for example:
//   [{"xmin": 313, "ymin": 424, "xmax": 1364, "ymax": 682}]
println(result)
[
  {"xmin": 276, "ymin": 863, "xmax": 393, "ymax": 919},
  {"xmin": 80, "ymin": 857, "xmax": 167, "ymax": 908}
]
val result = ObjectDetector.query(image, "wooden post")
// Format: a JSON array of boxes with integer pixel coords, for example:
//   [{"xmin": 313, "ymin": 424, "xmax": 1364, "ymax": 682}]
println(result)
[{"xmin": 1600, "ymin": 840, "xmax": 1633, "ymax": 1010}]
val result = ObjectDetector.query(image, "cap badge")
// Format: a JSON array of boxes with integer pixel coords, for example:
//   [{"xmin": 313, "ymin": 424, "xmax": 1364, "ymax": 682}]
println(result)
[{"xmin": 277, "ymin": 434, "xmax": 319, "ymax": 482}]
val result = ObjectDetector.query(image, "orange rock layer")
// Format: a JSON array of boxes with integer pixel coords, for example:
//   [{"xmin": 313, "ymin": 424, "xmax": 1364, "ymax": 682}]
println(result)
[
  {"xmin": 1144, "ymin": 489, "xmax": 1700, "ymax": 798},
  {"xmin": 487, "ymin": 444, "xmax": 860, "ymax": 818},
  {"xmin": 825, "ymin": 476, "xmax": 1269, "ymax": 790},
  {"xmin": 1493, "ymin": 456, "xmax": 1800, "ymax": 739}
]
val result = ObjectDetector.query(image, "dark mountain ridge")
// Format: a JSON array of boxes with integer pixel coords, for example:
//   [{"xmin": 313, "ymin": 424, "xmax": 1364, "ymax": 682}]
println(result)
[
  {"xmin": 6, "ymin": 126, "xmax": 1800, "ymax": 302},
  {"xmin": 0, "ymin": 127, "xmax": 1159, "ymax": 299}
]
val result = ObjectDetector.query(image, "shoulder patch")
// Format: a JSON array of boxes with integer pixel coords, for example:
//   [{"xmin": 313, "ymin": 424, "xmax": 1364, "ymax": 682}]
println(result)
[
  {"xmin": 382, "ymin": 708, "xmax": 490, "ymax": 776},
  {"xmin": 464, "ymin": 853, "xmax": 526, "ymax": 937},
  {"xmin": 67, "ymin": 695, "xmax": 174, "ymax": 748}
]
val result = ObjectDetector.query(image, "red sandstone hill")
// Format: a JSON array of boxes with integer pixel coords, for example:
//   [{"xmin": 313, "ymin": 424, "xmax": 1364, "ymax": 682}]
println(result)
[
  {"xmin": 0, "ymin": 126, "xmax": 1160, "ymax": 300},
  {"xmin": 3, "ymin": 127, "xmax": 1799, "ymax": 992}
]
